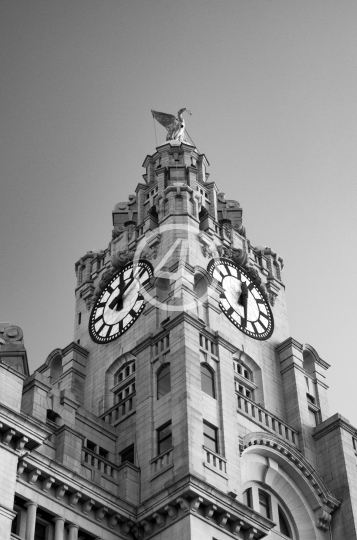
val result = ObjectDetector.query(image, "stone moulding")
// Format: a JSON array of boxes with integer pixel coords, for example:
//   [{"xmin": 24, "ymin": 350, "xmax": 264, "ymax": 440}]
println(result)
[
  {"xmin": 135, "ymin": 485, "xmax": 273, "ymax": 540},
  {"xmin": 242, "ymin": 432, "xmax": 341, "ymax": 515}
]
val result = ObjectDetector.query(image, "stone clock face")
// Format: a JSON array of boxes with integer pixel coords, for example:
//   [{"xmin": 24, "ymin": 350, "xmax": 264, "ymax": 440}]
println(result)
[
  {"xmin": 207, "ymin": 258, "xmax": 274, "ymax": 340},
  {"xmin": 89, "ymin": 260, "xmax": 153, "ymax": 344}
]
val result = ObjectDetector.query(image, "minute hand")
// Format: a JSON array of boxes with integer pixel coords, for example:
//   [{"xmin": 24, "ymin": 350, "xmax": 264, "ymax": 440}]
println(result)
[{"xmin": 109, "ymin": 279, "xmax": 134, "ymax": 310}]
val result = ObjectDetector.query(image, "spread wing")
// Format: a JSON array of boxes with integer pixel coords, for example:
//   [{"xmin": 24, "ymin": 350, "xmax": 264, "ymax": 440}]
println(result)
[{"xmin": 151, "ymin": 110, "xmax": 176, "ymax": 131}]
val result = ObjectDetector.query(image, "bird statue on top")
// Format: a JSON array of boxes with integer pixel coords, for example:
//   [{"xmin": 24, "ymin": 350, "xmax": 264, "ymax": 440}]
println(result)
[{"xmin": 151, "ymin": 108, "xmax": 191, "ymax": 142}]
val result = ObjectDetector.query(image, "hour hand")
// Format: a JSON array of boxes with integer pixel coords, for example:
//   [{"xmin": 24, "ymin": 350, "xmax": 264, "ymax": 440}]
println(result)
[{"xmin": 238, "ymin": 282, "xmax": 248, "ymax": 328}]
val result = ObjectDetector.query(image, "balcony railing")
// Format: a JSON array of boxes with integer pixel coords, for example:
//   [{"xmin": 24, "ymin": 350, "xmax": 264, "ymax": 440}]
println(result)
[
  {"xmin": 100, "ymin": 392, "xmax": 136, "ymax": 425},
  {"xmin": 82, "ymin": 447, "xmax": 115, "ymax": 477},
  {"xmin": 150, "ymin": 447, "xmax": 173, "ymax": 475},
  {"xmin": 203, "ymin": 446, "xmax": 227, "ymax": 474},
  {"xmin": 237, "ymin": 392, "xmax": 299, "ymax": 449}
]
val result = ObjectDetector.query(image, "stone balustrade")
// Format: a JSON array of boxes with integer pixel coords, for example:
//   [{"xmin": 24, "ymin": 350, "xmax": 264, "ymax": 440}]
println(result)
[
  {"xmin": 100, "ymin": 393, "xmax": 136, "ymax": 425},
  {"xmin": 237, "ymin": 392, "xmax": 300, "ymax": 449},
  {"xmin": 81, "ymin": 447, "xmax": 115, "ymax": 477},
  {"xmin": 203, "ymin": 446, "xmax": 227, "ymax": 474},
  {"xmin": 150, "ymin": 447, "xmax": 173, "ymax": 475}
]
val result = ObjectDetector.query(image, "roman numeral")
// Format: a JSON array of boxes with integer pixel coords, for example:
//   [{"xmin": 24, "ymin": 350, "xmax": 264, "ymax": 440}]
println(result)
[
  {"xmin": 94, "ymin": 315, "xmax": 103, "ymax": 324},
  {"xmin": 97, "ymin": 323, "xmax": 106, "ymax": 335},
  {"xmin": 259, "ymin": 311, "xmax": 269, "ymax": 320},
  {"xmin": 251, "ymin": 322, "xmax": 258, "ymax": 334}
]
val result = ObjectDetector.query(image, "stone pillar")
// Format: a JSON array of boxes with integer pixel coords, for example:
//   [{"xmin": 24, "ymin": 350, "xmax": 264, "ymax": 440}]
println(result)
[
  {"xmin": 68, "ymin": 523, "xmax": 79, "ymax": 540},
  {"xmin": 25, "ymin": 502, "xmax": 38, "ymax": 540},
  {"xmin": 277, "ymin": 337, "xmax": 318, "ymax": 468},
  {"xmin": 21, "ymin": 372, "xmax": 52, "ymax": 423},
  {"xmin": 53, "ymin": 516, "xmax": 65, "ymax": 540}
]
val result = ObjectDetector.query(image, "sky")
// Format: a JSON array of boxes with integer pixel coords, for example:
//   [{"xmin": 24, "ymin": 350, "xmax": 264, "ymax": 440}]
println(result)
[{"xmin": 1, "ymin": 1, "xmax": 356, "ymax": 426}]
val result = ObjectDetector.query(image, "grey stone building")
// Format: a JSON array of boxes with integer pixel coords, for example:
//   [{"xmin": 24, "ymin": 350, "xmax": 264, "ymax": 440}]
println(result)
[{"xmin": 1, "ymin": 140, "xmax": 356, "ymax": 540}]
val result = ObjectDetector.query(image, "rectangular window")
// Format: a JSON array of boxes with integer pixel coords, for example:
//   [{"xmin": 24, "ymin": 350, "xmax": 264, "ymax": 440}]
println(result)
[
  {"xmin": 78, "ymin": 312, "xmax": 81, "ymax": 325},
  {"xmin": 86, "ymin": 439, "xmax": 96, "ymax": 452},
  {"xmin": 98, "ymin": 447, "xmax": 108, "ymax": 459},
  {"xmin": 308, "ymin": 408, "xmax": 317, "ymax": 426},
  {"xmin": 120, "ymin": 444, "xmax": 135, "ymax": 464},
  {"xmin": 157, "ymin": 422, "xmax": 172, "ymax": 455},
  {"xmin": 243, "ymin": 488, "xmax": 252, "ymax": 508},
  {"xmin": 203, "ymin": 421, "xmax": 218, "ymax": 453},
  {"xmin": 259, "ymin": 490, "xmax": 271, "ymax": 519}
]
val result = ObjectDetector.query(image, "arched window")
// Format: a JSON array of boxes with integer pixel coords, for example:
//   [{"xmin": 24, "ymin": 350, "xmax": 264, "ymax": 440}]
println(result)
[
  {"xmin": 113, "ymin": 361, "xmax": 136, "ymax": 404},
  {"xmin": 278, "ymin": 506, "xmax": 292, "ymax": 538},
  {"xmin": 233, "ymin": 359, "xmax": 255, "ymax": 400},
  {"xmin": 50, "ymin": 354, "xmax": 63, "ymax": 383},
  {"xmin": 201, "ymin": 364, "xmax": 215, "ymax": 398},
  {"xmin": 157, "ymin": 364, "xmax": 171, "ymax": 399}
]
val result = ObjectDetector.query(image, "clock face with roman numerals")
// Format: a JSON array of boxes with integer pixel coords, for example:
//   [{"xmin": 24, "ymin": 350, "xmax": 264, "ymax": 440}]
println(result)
[
  {"xmin": 89, "ymin": 260, "xmax": 153, "ymax": 344},
  {"xmin": 207, "ymin": 258, "xmax": 274, "ymax": 340}
]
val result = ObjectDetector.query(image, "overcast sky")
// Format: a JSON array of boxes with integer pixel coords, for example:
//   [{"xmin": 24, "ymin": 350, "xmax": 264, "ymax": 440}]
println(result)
[{"xmin": 1, "ymin": 1, "xmax": 356, "ymax": 426}]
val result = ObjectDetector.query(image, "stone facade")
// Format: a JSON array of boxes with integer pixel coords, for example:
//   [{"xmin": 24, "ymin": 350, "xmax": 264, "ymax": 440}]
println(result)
[{"xmin": 0, "ymin": 141, "xmax": 356, "ymax": 540}]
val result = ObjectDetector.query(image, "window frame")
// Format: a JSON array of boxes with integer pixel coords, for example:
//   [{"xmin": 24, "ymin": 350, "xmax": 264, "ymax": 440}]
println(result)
[
  {"xmin": 203, "ymin": 420, "xmax": 219, "ymax": 454},
  {"xmin": 120, "ymin": 444, "xmax": 135, "ymax": 465},
  {"xmin": 258, "ymin": 489, "xmax": 271, "ymax": 520},
  {"xmin": 157, "ymin": 363, "xmax": 171, "ymax": 400},
  {"xmin": 200, "ymin": 363, "xmax": 216, "ymax": 399},
  {"xmin": 157, "ymin": 421, "xmax": 172, "ymax": 455}
]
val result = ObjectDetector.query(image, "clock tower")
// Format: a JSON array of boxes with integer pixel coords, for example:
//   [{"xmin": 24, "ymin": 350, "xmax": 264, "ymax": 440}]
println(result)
[{"xmin": 2, "ymin": 131, "xmax": 357, "ymax": 540}]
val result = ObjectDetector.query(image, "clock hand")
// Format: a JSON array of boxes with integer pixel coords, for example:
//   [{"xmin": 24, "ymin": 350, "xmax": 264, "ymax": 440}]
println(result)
[
  {"xmin": 239, "ymin": 282, "xmax": 248, "ymax": 328},
  {"xmin": 109, "ymin": 276, "xmax": 134, "ymax": 311}
]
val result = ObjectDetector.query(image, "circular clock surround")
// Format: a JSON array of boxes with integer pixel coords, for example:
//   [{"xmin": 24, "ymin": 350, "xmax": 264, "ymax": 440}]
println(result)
[
  {"xmin": 89, "ymin": 260, "xmax": 153, "ymax": 344},
  {"xmin": 207, "ymin": 258, "xmax": 274, "ymax": 341}
]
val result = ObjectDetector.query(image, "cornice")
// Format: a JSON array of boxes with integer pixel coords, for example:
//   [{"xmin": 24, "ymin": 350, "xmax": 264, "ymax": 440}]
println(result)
[
  {"xmin": 62, "ymin": 341, "xmax": 89, "ymax": 358},
  {"xmin": 276, "ymin": 337, "xmax": 303, "ymax": 354},
  {"xmin": 313, "ymin": 414, "xmax": 357, "ymax": 441},
  {"xmin": 0, "ymin": 403, "xmax": 51, "ymax": 450},
  {"xmin": 0, "ymin": 359, "xmax": 27, "ymax": 380}
]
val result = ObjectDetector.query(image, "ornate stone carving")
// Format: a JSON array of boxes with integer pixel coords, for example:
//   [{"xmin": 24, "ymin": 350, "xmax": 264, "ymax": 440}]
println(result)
[
  {"xmin": 217, "ymin": 193, "xmax": 246, "ymax": 237},
  {"xmin": 0, "ymin": 324, "xmax": 23, "ymax": 344},
  {"xmin": 315, "ymin": 508, "xmax": 332, "ymax": 532},
  {"xmin": 111, "ymin": 249, "xmax": 135, "ymax": 270}
]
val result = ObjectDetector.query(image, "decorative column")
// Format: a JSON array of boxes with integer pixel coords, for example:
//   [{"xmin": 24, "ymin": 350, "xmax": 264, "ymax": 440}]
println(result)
[
  {"xmin": 68, "ymin": 523, "xmax": 79, "ymax": 540},
  {"xmin": 53, "ymin": 516, "xmax": 65, "ymax": 540},
  {"xmin": 25, "ymin": 502, "xmax": 38, "ymax": 540}
]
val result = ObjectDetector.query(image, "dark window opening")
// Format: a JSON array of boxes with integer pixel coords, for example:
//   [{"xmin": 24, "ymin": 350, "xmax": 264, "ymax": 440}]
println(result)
[
  {"xmin": 157, "ymin": 364, "xmax": 171, "ymax": 399},
  {"xmin": 120, "ymin": 444, "xmax": 135, "ymax": 465},
  {"xmin": 98, "ymin": 447, "xmax": 108, "ymax": 459},
  {"xmin": 243, "ymin": 488, "xmax": 252, "ymax": 508},
  {"xmin": 46, "ymin": 409, "xmax": 60, "ymax": 423},
  {"xmin": 78, "ymin": 312, "xmax": 81, "ymax": 325},
  {"xmin": 278, "ymin": 507, "xmax": 292, "ymax": 537},
  {"xmin": 203, "ymin": 421, "xmax": 218, "ymax": 453},
  {"xmin": 201, "ymin": 364, "xmax": 215, "ymax": 398},
  {"xmin": 35, "ymin": 522, "xmax": 47, "ymax": 540},
  {"xmin": 86, "ymin": 440, "xmax": 96, "ymax": 452},
  {"xmin": 158, "ymin": 422, "xmax": 172, "ymax": 455},
  {"xmin": 259, "ymin": 490, "xmax": 271, "ymax": 519}
]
